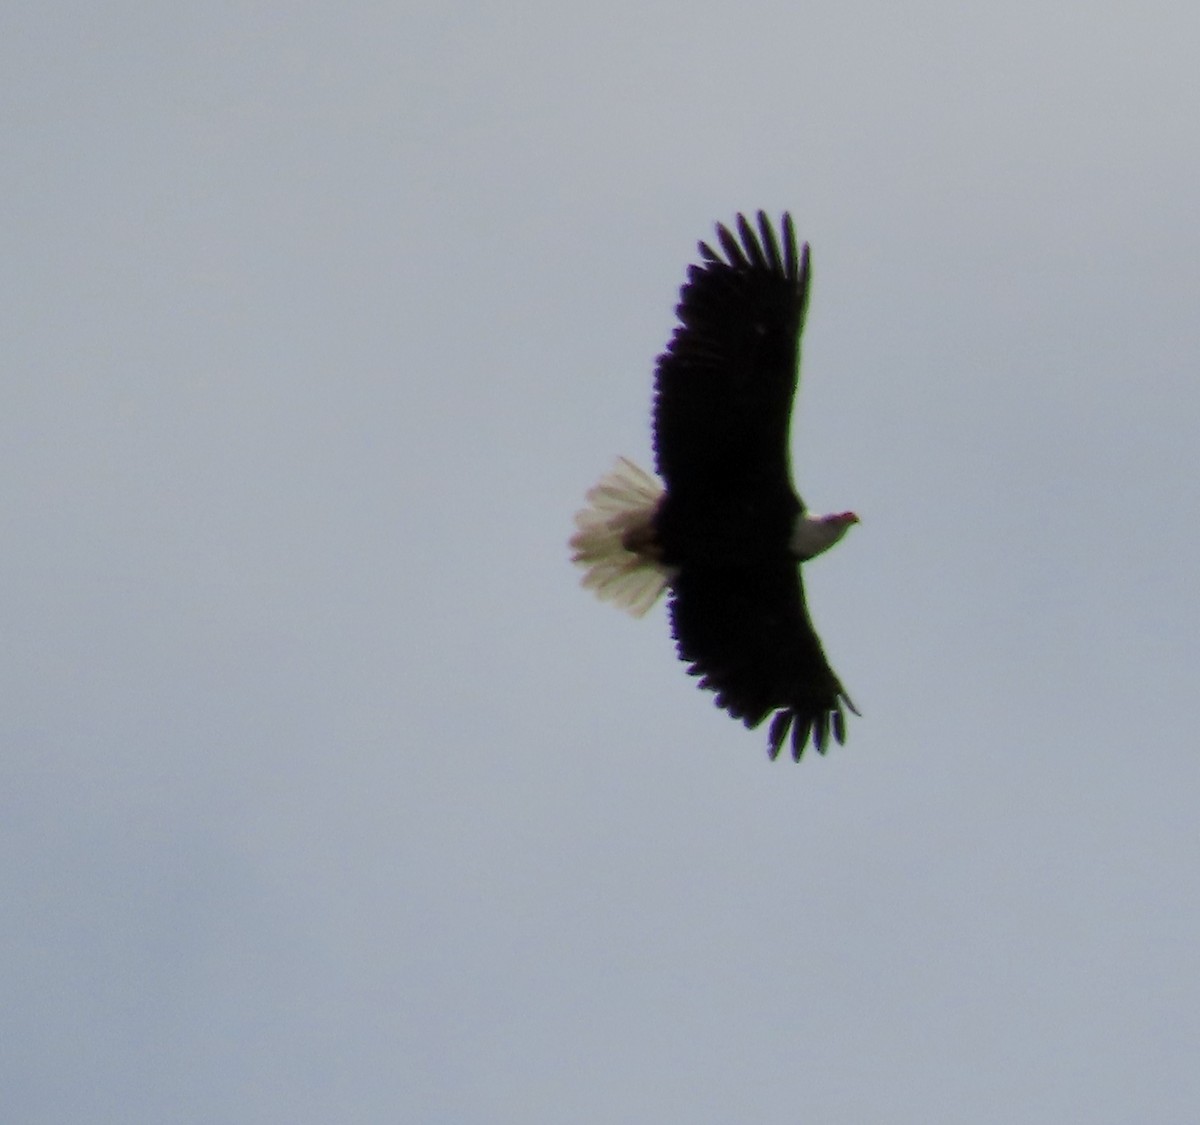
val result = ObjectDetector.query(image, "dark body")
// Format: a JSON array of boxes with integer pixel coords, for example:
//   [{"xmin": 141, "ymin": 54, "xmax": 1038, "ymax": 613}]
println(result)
[{"xmin": 651, "ymin": 213, "xmax": 855, "ymax": 759}]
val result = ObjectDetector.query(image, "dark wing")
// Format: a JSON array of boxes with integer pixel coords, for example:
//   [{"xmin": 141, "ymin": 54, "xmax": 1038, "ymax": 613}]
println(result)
[
  {"xmin": 669, "ymin": 562, "xmax": 857, "ymax": 760},
  {"xmin": 652, "ymin": 212, "xmax": 809, "ymax": 508}
]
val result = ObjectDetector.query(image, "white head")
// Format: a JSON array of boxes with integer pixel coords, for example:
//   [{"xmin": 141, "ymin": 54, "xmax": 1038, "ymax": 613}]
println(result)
[{"xmin": 791, "ymin": 510, "xmax": 859, "ymax": 560}]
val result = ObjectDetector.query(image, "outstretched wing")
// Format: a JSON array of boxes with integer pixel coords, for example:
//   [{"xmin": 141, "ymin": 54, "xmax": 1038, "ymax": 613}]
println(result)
[
  {"xmin": 668, "ymin": 562, "xmax": 856, "ymax": 760},
  {"xmin": 652, "ymin": 212, "xmax": 809, "ymax": 509}
]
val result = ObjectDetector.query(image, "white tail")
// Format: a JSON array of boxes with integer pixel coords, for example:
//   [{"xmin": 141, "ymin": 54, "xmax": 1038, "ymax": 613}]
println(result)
[{"xmin": 570, "ymin": 458, "xmax": 670, "ymax": 617}]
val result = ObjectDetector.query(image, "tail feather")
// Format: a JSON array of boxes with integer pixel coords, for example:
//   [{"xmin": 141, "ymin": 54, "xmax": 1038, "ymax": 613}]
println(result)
[{"xmin": 570, "ymin": 458, "xmax": 670, "ymax": 617}]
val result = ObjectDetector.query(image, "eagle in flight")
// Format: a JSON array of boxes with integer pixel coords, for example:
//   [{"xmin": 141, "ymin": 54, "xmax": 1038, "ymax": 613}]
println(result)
[{"xmin": 571, "ymin": 212, "xmax": 859, "ymax": 761}]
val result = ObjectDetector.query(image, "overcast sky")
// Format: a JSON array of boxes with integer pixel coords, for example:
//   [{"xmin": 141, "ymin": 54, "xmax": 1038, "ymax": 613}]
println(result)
[{"xmin": 5, "ymin": 3, "xmax": 1200, "ymax": 1122}]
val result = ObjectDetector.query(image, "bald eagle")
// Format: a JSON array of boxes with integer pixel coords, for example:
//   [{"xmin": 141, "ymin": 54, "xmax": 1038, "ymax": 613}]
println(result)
[{"xmin": 570, "ymin": 212, "xmax": 859, "ymax": 761}]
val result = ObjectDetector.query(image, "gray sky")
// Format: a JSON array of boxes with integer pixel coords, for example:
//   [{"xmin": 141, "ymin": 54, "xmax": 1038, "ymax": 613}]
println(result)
[{"xmin": 5, "ymin": 3, "xmax": 1200, "ymax": 1122}]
